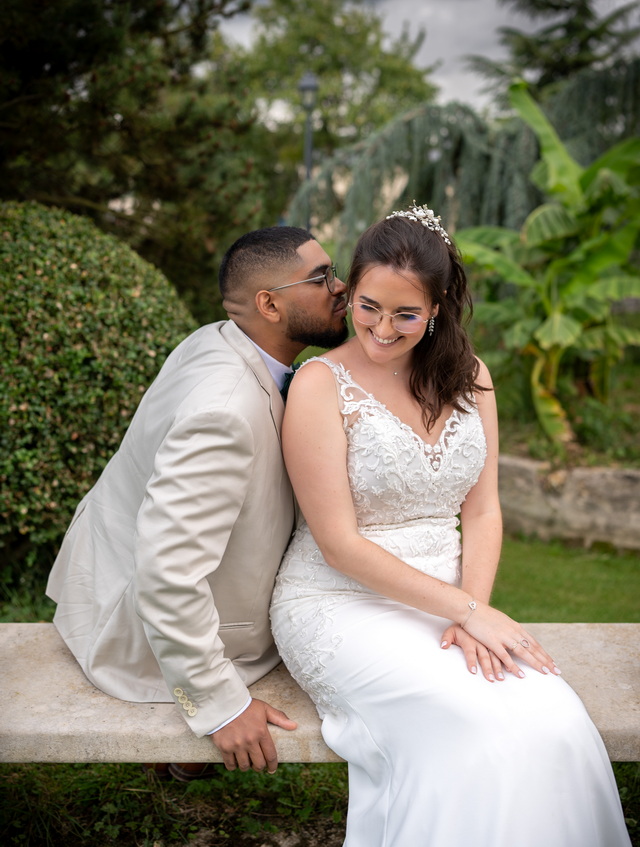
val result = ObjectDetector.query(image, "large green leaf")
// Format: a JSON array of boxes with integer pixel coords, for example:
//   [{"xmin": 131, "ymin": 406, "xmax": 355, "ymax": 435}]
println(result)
[
  {"xmin": 508, "ymin": 81, "xmax": 583, "ymax": 207},
  {"xmin": 534, "ymin": 312, "xmax": 582, "ymax": 350},
  {"xmin": 523, "ymin": 203, "xmax": 579, "ymax": 246},
  {"xmin": 455, "ymin": 226, "xmax": 521, "ymax": 250},
  {"xmin": 530, "ymin": 358, "xmax": 574, "ymax": 444},
  {"xmin": 578, "ymin": 325, "xmax": 640, "ymax": 351},
  {"xmin": 503, "ymin": 318, "xmax": 541, "ymax": 350},
  {"xmin": 581, "ymin": 137, "xmax": 640, "ymax": 192},
  {"xmin": 472, "ymin": 300, "xmax": 523, "ymax": 325},
  {"xmin": 565, "ymin": 296, "xmax": 610, "ymax": 323},
  {"xmin": 567, "ymin": 274, "xmax": 640, "ymax": 307},
  {"xmin": 455, "ymin": 234, "xmax": 538, "ymax": 289},
  {"xmin": 561, "ymin": 221, "xmax": 640, "ymax": 296},
  {"xmin": 582, "ymin": 168, "xmax": 630, "ymax": 207}
]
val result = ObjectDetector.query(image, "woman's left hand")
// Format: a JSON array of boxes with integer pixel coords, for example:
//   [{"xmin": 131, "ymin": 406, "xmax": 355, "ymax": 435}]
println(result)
[{"xmin": 440, "ymin": 624, "xmax": 506, "ymax": 682}]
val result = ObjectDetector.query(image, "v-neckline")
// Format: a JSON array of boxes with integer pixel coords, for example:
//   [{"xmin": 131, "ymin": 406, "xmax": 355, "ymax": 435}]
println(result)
[{"xmin": 329, "ymin": 360, "xmax": 460, "ymax": 453}]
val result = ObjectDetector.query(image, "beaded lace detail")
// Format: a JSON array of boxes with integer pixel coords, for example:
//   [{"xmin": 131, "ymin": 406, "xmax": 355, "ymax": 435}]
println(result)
[{"xmin": 271, "ymin": 357, "xmax": 487, "ymax": 713}]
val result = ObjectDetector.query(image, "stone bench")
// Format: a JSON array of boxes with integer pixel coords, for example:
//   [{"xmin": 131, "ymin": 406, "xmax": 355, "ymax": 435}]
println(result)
[{"xmin": 1, "ymin": 622, "xmax": 638, "ymax": 763}]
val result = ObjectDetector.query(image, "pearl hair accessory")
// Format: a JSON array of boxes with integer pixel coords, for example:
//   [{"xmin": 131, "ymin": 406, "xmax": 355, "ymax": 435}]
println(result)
[{"xmin": 386, "ymin": 202, "xmax": 451, "ymax": 245}]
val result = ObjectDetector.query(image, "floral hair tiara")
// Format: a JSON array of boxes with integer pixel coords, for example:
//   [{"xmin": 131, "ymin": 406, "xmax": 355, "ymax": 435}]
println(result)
[{"xmin": 385, "ymin": 202, "xmax": 451, "ymax": 245}]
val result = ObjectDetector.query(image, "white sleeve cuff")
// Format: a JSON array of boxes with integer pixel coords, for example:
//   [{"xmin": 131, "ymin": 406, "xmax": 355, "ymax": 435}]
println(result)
[{"xmin": 207, "ymin": 696, "xmax": 252, "ymax": 735}]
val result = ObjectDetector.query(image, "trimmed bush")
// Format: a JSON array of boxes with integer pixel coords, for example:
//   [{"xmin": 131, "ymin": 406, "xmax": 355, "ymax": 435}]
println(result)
[{"xmin": 0, "ymin": 201, "xmax": 197, "ymax": 587}]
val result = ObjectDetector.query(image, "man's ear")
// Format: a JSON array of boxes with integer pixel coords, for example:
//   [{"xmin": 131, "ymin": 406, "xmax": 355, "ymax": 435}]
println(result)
[{"xmin": 255, "ymin": 289, "xmax": 283, "ymax": 323}]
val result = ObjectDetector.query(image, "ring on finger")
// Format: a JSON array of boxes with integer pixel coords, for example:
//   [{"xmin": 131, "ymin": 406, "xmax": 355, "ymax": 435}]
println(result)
[
  {"xmin": 509, "ymin": 641, "xmax": 518, "ymax": 650},
  {"xmin": 520, "ymin": 638, "xmax": 530, "ymax": 648}
]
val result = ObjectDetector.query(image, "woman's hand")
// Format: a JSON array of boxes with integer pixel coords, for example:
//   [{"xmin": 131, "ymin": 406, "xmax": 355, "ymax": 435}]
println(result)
[
  {"xmin": 440, "ymin": 624, "xmax": 506, "ymax": 682},
  {"xmin": 459, "ymin": 604, "xmax": 562, "ymax": 679}
]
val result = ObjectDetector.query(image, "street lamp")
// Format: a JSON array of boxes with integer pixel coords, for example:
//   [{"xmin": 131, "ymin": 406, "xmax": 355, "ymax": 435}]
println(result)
[{"xmin": 298, "ymin": 71, "xmax": 318, "ymax": 230}]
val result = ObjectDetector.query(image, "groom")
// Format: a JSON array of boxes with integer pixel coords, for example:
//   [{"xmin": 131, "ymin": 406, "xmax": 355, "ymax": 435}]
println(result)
[{"xmin": 46, "ymin": 225, "xmax": 348, "ymax": 778}]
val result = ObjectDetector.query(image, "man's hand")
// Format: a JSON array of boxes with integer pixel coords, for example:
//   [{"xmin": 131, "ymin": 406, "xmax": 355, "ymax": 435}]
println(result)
[{"xmin": 211, "ymin": 698, "xmax": 297, "ymax": 774}]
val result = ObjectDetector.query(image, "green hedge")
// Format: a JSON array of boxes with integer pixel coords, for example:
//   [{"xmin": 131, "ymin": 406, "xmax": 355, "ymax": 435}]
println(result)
[{"xmin": 0, "ymin": 202, "xmax": 197, "ymax": 587}]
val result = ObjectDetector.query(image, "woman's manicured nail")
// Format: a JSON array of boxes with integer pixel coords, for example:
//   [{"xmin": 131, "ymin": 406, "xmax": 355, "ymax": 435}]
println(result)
[
  {"xmin": 470, "ymin": 665, "xmax": 477, "ymax": 674},
  {"xmin": 441, "ymin": 641, "xmax": 448, "ymax": 648},
  {"xmin": 488, "ymin": 674, "xmax": 495, "ymax": 682},
  {"xmin": 517, "ymin": 670, "xmax": 525, "ymax": 678},
  {"xmin": 542, "ymin": 666, "xmax": 550, "ymax": 674},
  {"xmin": 497, "ymin": 672, "xmax": 505, "ymax": 680}
]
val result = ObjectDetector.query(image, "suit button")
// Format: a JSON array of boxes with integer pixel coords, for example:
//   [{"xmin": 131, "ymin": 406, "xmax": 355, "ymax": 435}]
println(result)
[
  {"xmin": 188, "ymin": 707, "xmax": 198, "ymax": 717},
  {"xmin": 173, "ymin": 687, "xmax": 184, "ymax": 696},
  {"xmin": 178, "ymin": 694, "xmax": 188, "ymax": 704}
]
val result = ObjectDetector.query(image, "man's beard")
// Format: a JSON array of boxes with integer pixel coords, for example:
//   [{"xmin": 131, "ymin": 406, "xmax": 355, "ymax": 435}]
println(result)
[{"xmin": 286, "ymin": 305, "xmax": 348, "ymax": 349}]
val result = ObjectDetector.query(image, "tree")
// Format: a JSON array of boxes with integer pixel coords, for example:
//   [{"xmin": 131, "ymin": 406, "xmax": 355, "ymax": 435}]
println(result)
[
  {"xmin": 465, "ymin": 0, "xmax": 640, "ymax": 102},
  {"xmin": 0, "ymin": 0, "xmax": 264, "ymax": 323},
  {"xmin": 285, "ymin": 56, "xmax": 640, "ymax": 273},
  {"xmin": 456, "ymin": 83, "xmax": 640, "ymax": 445},
  {"xmin": 240, "ymin": 0, "xmax": 436, "ymax": 154},
  {"xmin": 223, "ymin": 0, "xmax": 437, "ymax": 222}
]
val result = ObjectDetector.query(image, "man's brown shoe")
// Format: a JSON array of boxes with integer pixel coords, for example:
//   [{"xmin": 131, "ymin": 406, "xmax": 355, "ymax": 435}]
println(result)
[
  {"xmin": 168, "ymin": 762, "xmax": 220, "ymax": 782},
  {"xmin": 142, "ymin": 763, "xmax": 172, "ymax": 780}
]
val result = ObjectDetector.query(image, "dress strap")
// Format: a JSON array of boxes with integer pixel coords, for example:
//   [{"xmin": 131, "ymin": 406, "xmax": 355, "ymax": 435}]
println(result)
[{"xmin": 299, "ymin": 357, "xmax": 379, "ymax": 422}]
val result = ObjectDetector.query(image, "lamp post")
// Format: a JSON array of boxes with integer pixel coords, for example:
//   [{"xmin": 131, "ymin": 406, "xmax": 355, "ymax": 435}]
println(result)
[{"xmin": 298, "ymin": 71, "xmax": 318, "ymax": 231}]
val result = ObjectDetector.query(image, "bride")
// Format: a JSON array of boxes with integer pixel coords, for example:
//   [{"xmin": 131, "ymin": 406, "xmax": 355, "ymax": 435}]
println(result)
[{"xmin": 270, "ymin": 204, "xmax": 631, "ymax": 846}]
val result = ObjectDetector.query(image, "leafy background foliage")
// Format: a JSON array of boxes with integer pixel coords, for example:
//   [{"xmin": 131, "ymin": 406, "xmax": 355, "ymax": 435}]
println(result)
[{"xmin": 0, "ymin": 201, "xmax": 196, "ymax": 586}]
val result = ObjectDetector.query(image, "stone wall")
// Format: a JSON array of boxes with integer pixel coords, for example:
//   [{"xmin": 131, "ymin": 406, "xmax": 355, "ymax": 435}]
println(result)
[{"xmin": 498, "ymin": 455, "xmax": 640, "ymax": 551}]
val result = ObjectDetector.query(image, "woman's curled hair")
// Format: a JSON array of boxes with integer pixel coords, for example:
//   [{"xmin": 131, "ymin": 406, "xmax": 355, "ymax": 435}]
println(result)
[{"xmin": 347, "ymin": 213, "xmax": 487, "ymax": 432}]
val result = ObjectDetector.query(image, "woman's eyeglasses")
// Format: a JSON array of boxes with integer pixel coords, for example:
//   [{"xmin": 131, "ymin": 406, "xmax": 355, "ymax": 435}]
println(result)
[{"xmin": 349, "ymin": 301, "xmax": 428, "ymax": 334}]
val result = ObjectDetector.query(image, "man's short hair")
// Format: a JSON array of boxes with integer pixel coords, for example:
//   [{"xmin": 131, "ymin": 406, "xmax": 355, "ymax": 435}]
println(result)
[{"xmin": 219, "ymin": 226, "xmax": 315, "ymax": 297}]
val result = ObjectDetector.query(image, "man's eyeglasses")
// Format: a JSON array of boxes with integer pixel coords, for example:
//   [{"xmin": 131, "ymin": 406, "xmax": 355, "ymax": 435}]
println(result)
[
  {"xmin": 267, "ymin": 265, "xmax": 339, "ymax": 294},
  {"xmin": 349, "ymin": 301, "xmax": 429, "ymax": 334}
]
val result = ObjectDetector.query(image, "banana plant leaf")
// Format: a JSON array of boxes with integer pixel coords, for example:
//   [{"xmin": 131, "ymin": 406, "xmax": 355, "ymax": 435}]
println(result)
[
  {"xmin": 523, "ymin": 203, "xmax": 579, "ymax": 247},
  {"xmin": 534, "ymin": 312, "xmax": 583, "ymax": 350},
  {"xmin": 580, "ymin": 137, "xmax": 640, "ymax": 192},
  {"xmin": 455, "ymin": 235, "xmax": 538, "ymax": 289},
  {"xmin": 530, "ymin": 357, "xmax": 574, "ymax": 444},
  {"xmin": 509, "ymin": 81, "xmax": 583, "ymax": 207}
]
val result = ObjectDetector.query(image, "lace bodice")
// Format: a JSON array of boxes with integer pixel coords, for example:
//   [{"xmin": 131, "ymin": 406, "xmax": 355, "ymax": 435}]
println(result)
[{"xmin": 311, "ymin": 357, "xmax": 487, "ymax": 528}]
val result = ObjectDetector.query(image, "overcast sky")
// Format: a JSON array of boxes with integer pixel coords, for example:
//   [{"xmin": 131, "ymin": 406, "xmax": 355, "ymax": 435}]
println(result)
[
  {"xmin": 221, "ymin": 0, "xmax": 639, "ymax": 109},
  {"xmin": 370, "ymin": 0, "xmax": 638, "ymax": 107}
]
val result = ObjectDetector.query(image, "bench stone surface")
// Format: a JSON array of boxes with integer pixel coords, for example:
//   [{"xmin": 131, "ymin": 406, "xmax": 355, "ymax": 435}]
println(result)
[{"xmin": 1, "ymin": 622, "xmax": 638, "ymax": 763}]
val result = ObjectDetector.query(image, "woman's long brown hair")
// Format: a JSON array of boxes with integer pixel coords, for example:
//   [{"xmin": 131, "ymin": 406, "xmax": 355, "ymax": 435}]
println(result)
[{"xmin": 347, "ymin": 213, "xmax": 487, "ymax": 432}]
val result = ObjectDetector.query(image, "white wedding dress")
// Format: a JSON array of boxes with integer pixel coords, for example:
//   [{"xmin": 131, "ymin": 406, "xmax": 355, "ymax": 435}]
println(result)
[{"xmin": 270, "ymin": 358, "xmax": 630, "ymax": 847}]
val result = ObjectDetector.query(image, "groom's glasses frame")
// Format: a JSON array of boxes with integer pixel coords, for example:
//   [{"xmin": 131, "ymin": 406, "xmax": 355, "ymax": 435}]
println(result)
[{"xmin": 267, "ymin": 265, "xmax": 339, "ymax": 294}]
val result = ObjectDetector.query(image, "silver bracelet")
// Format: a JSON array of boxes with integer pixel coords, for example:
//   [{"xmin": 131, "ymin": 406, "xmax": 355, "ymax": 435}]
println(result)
[{"xmin": 461, "ymin": 599, "xmax": 477, "ymax": 629}]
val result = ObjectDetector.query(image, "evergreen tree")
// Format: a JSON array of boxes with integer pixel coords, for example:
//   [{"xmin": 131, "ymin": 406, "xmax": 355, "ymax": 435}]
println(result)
[
  {"xmin": 286, "ymin": 59, "xmax": 640, "ymax": 269},
  {"xmin": 1, "ymin": 0, "xmax": 437, "ymax": 321},
  {"xmin": 0, "ymin": 0, "xmax": 262, "ymax": 322},
  {"xmin": 465, "ymin": 0, "xmax": 640, "ymax": 102}
]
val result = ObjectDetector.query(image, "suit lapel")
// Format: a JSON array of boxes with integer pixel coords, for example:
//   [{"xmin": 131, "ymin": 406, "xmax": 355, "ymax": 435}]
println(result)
[{"xmin": 220, "ymin": 321, "xmax": 285, "ymax": 439}]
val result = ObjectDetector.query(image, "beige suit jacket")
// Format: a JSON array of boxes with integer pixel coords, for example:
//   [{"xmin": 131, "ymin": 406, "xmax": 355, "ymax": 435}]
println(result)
[{"xmin": 46, "ymin": 321, "xmax": 294, "ymax": 736}]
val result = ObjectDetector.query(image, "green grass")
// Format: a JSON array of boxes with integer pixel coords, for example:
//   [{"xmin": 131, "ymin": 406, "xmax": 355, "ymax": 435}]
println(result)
[
  {"xmin": 0, "ymin": 762, "xmax": 349, "ymax": 846},
  {"xmin": 494, "ymin": 536, "xmax": 640, "ymax": 622},
  {"xmin": 1, "ymin": 535, "xmax": 638, "ymax": 845}
]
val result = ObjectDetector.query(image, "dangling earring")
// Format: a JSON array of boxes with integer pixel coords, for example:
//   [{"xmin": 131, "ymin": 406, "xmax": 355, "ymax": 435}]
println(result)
[{"xmin": 428, "ymin": 315, "xmax": 435, "ymax": 336}]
